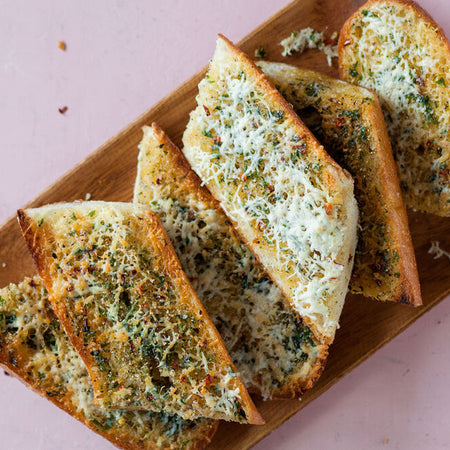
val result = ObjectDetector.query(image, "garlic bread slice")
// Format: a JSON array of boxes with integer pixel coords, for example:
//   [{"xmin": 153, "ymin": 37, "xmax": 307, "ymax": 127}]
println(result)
[
  {"xmin": 183, "ymin": 36, "xmax": 358, "ymax": 344},
  {"xmin": 258, "ymin": 61, "xmax": 421, "ymax": 306},
  {"xmin": 134, "ymin": 123, "xmax": 329, "ymax": 399},
  {"xmin": 18, "ymin": 202, "xmax": 263, "ymax": 424},
  {"xmin": 339, "ymin": 0, "xmax": 450, "ymax": 216},
  {"xmin": 0, "ymin": 277, "xmax": 218, "ymax": 450}
]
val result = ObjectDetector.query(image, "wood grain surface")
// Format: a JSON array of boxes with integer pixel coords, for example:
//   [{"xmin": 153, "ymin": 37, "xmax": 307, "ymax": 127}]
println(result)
[{"xmin": 0, "ymin": 0, "xmax": 449, "ymax": 449}]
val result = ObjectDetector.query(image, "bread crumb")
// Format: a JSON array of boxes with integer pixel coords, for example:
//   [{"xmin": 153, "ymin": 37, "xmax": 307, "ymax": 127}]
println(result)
[
  {"xmin": 428, "ymin": 241, "xmax": 450, "ymax": 260},
  {"xmin": 58, "ymin": 106, "xmax": 68, "ymax": 115},
  {"xmin": 1, "ymin": 262, "xmax": 6, "ymax": 268},
  {"xmin": 85, "ymin": 192, "xmax": 91, "ymax": 200},
  {"xmin": 383, "ymin": 438, "xmax": 389, "ymax": 444},
  {"xmin": 280, "ymin": 27, "xmax": 338, "ymax": 66},
  {"xmin": 58, "ymin": 41, "xmax": 66, "ymax": 51}
]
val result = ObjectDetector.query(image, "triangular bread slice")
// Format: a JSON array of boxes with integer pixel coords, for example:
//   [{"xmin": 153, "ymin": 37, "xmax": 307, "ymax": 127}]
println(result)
[
  {"xmin": 17, "ymin": 202, "xmax": 263, "ymax": 424},
  {"xmin": 182, "ymin": 35, "xmax": 358, "ymax": 344},
  {"xmin": 134, "ymin": 123, "xmax": 329, "ymax": 399},
  {"xmin": 258, "ymin": 61, "xmax": 421, "ymax": 306},
  {"xmin": 0, "ymin": 277, "xmax": 218, "ymax": 450},
  {"xmin": 339, "ymin": 0, "xmax": 450, "ymax": 216}
]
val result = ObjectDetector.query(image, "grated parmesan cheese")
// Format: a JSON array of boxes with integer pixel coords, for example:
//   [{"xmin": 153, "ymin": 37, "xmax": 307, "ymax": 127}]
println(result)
[
  {"xmin": 183, "ymin": 37, "xmax": 358, "ymax": 342},
  {"xmin": 428, "ymin": 241, "xmax": 450, "ymax": 260},
  {"xmin": 280, "ymin": 28, "xmax": 338, "ymax": 66},
  {"xmin": 339, "ymin": 2, "xmax": 450, "ymax": 215}
]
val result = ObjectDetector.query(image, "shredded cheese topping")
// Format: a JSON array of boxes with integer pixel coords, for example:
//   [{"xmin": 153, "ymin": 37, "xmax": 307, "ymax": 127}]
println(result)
[
  {"xmin": 183, "ymin": 37, "xmax": 357, "ymax": 341},
  {"xmin": 428, "ymin": 241, "xmax": 450, "ymax": 260},
  {"xmin": 258, "ymin": 61, "xmax": 406, "ymax": 301},
  {"xmin": 280, "ymin": 28, "xmax": 338, "ymax": 66}
]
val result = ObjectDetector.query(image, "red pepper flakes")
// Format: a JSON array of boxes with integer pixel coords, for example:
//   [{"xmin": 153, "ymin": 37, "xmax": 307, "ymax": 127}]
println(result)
[
  {"xmin": 203, "ymin": 105, "xmax": 211, "ymax": 116},
  {"xmin": 172, "ymin": 363, "xmax": 178, "ymax": 370},
  {"xmin": 335, "ymin": 117, "xmax": 345, "ymax": 127},
  {"xmin": 204, "ymin": 374, "xmax": 214, "ymax": 385},
  {"xmin": 180, "ymin": 375, "xmax": 187, "ymax": 383},
  {"xmin": 240, "ymin": 173, "xmax": 247, "ymax": 181},
  {"xmin": 294, "ymin": 142, "xmax": 307, "ymax": 154},
  {"xmin": 324, "ymin": 203, "xmax": 333, "ymax": 215}
]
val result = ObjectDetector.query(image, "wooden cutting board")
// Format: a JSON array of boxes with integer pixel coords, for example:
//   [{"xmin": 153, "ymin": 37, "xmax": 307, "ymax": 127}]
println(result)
[{"xmin": 1, "ymin": 0, "xmax": 449, "ymax": 448}]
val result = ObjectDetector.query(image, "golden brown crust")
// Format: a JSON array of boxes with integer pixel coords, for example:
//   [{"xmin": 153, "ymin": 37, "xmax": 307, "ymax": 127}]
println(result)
[
  {"xmin": 266, "ymin": 345, "xmax": 329, "ymax": 399},
  {"xmin": 0, "ymin": 362, "xmax": 170, "ymax": 450},
  {"xmin": 338, "ymin": 0, "xmax": 450, "ymax": 64},
  {"xmin": 149, "ymin": 123, "xmax": 220, "ymax": 208},
  {"xmin": 18, "ymin": 203, "xmax": 263, "ymax": 424},
  {"xmin": 365, "ymin": 96, "xmax": 422, "ymax": 306},
  {"xmin": 142, "ymin": 211, "xmax": 264, "ymax": 425}
]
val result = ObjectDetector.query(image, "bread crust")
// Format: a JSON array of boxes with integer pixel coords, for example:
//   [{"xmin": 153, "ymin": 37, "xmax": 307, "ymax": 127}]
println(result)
[
  {"xmin": 17, "ymin": 202, "xmax": 264, "ymax": 425},
  {"xmin": 338, "ymin": 0, "xmax": 450, "ymax": 217},
  {"xmin": 259, "ymin": 61, "xmax": 421, "ymax": 306},
  {"xmin": 183, "ymin": 35, "xmax": 358, "ymax": 344},
  {"xmin": 364, "ymin": 93, "xmax": 422, "ymax": 306}
]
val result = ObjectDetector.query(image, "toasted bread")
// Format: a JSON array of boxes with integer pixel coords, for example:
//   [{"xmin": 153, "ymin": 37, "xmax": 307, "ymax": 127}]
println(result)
[
  {"xmin": 339, "ymin": 0, "xmax": 450, "ymax": 216},
  {"xmin": 17, "ymin": 202, "xmax": 263, "ymax": 424},
  {"xmin": 258, "ymin": 61, "xmax": 421, "ymax": 306},
  {"xmin": 0, "ymin": 277, "xmax": 218, "ymax": 450},
  {"xmin": 182, "ymin": 35, "xmax": 358, "ymax": 344},
  {"xmin": 134, "ymin": 123, "xmax": 329, "ymax": 399}
]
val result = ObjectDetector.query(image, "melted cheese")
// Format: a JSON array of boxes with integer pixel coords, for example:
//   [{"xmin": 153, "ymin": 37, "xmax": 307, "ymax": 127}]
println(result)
[
  {"xmin": 183, "ymin": 37, "xmax": 358, "ymax": 342},
  {"xmin": 258, "ymin": 61, "xmax": 411, "ymax": 302},
  {"xmin": 0, "ymin": 277, "xmax": 216, "ymax": 449}
]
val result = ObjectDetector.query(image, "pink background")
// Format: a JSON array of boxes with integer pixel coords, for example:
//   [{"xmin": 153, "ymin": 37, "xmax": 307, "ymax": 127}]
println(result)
[{"xmin": 1, "ymin": 0, "xmax": 449, "ymax": 448}]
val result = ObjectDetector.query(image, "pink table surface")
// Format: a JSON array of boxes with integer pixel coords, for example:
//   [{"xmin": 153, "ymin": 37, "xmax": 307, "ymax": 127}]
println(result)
[{"xmin": 1, "ymin": 1, "xmax": 449, "ymax": 449}]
